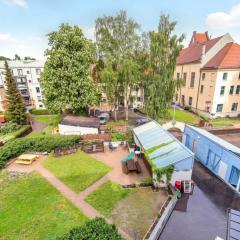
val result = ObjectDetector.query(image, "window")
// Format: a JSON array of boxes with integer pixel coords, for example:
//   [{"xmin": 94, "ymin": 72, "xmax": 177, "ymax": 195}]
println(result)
[
  {"xmin": 27, "ymin": 70, "xmax": 30, "ymax": 74},
  {"xmin": 137, "ymin": 97, "xmax": 141, "ymax": 102},
  {"xmin": 29, "ymin": 80, "xmax": 31, "ymax": 83},
  {"xmin": 20, "ymin": 89, "xmax": 28, "ymax": 95},
  {"xmin": 230, "ymin": 86, "xmax": 234, "ymax": 95},
  {"xmin": 202, "ymin": 73, "xmax": 205, "ymax": 80},
  {"xmin": 188, "ymin": 97, "xmax": 192, "ymax": 106},
  {"xmin": 223, "ymin": 72, "xmax": 228, "ymax": 81},
  {"xmin": 200, "ymin": 85, "xmax": 204, "ymax": 94},
  {"xmin": 36, "ymin": 87, "xmax": 40, "ymax": 93},
  {"xmin": 17, "ymin": 69, "xmax": 23, "ymax": 76},
  {"xmin": 36, "ymin": 69, "xmax": 41, "ymax": 75},
  {"xmin": 216, "ymin": 104, "xmax": 223, "ymax": 112},
  {"xmin": 220, "ymin": 86, "xmax": 225, "ymax": 95},
  {"xmin": 37, "ymin": 96, "xmax": 42, "ymax": 102},
  {"xmin": 177, "ymin": 73, "xmax": 180, "ymax": 80},
  {"xmin": 39, "ymin": 104, "xmax": 43, "ymax": 108},
  {"xmin": 231, "ymin": 103, "xmax": 238, "ymax": 111},
  {"xmin": 175, "ymin": 93, "xmax": 178, "ymax": 101},
  {"xmin": 37, "ymin": 78, "xmax": 40, "ymax": 82},
  {"xmin": 190, "ymin": 72, "xmax": 195, "ymax": 87},
  {"xmin": 236, "ymin": 85, "xmax": 240, "ymax": 94},
  {"xmin": 183, "ymin": 73, "xmax": 187, "ymax": 86}
]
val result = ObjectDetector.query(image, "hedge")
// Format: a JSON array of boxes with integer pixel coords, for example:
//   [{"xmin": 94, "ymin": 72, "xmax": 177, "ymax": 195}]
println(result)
[
  {"xmin": 0, "ymin": 135, "xmax": 80, "ymax": 168},
  {"xmin": 57, "ymin": 217, "xmax": 122, "ymax": 240},
  {"xmin": 29, "ymin": 109, "xmax": 51, "ymax": 115}
]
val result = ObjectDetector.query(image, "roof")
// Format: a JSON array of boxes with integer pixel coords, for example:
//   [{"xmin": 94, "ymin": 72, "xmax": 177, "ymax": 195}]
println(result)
[
  {"xmin": 0, "ymin": 60, "xmax": 45, "ymax": 69},
  {"xmin": 189, "ymin": 31, "xmax": 210, "ymax": 46},
  {"xmin": 133, "ymin": 121, "xmax": 194, "ymax": 169},
  {"xmin": 177, "ymin": 36, "xmax": 222, "ymax": 65},
  {"xmin": 227, "ymin": 209, "xmax": 240, "ymax": 240},
  {"xmin": 60, "ymin": 116, "xmax": 100, "ymax": 128},
  {"xmin": 186, "ymin": 125, "xmax": 240, "ymax": 155},
  {"xmin": 203, "ymin": 43, "xmax": 240, "ymax": 69}
]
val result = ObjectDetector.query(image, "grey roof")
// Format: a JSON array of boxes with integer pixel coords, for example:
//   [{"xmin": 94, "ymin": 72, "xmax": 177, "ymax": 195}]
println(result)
[
  {"xmin": 60, "ymin": 115, "xmax": 100, "ymax": 128},
  {"xmin": 187, "ymin": 125, "xmax": 240, "ymax": 155},
  {"xmin": 0, "ymin": 60, "xmax": 45, "ymax": 69},
  {"xmin": 133, "ymin": 121, "xmax": 194, "ymax": 169},
  {"xmin": 227, "ymin": 209, "xmax": 240, "ymax": 240}
]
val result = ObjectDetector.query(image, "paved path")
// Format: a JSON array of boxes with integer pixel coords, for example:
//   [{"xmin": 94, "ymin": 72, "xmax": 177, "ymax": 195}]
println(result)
[
  {"xmin": 162, "ymin": 121, "xmax": 185, "ymax": 132},
  {"xmin": 7, "ymin": 156, "xmax": 132, "ymax": 240},
  {"xmin": 29, "ymin": 116, "xmax": 46, "ymax": 132}
]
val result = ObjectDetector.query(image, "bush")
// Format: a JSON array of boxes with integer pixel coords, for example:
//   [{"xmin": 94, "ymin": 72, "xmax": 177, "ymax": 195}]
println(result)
[
  {"xmin": 0, "ymin": 121, "xmax": 19, "ymax": 135},
  {"xmin": 57, "ymin": 217, "xmax": 122, "ymax": 240},
  {"xmin": 112, "ymin": 132, "xmax": 126, "ymax": 141},
  {"xmin": 0, "ymin": 135, "xmax": 80, "ymax": 168},
  {"xmin": 29, "ymin": 109, "xmax": 51, "ymax": 115},
  {"xmin": 183, "ymin": 106, "xmax": 191, "ymax": 111}
]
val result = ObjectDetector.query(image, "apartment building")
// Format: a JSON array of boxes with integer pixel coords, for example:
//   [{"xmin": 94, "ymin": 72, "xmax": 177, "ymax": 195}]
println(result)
[
  {"xmin": 0, "ymin": 60, "xmax": 45, "ymax": 110},
  {"xmin": 175, "ymin": 31, "xmax": 240, "ymax": 117}
]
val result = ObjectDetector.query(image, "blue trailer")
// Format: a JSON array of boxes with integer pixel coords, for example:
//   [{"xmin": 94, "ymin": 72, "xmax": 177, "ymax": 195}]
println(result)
[{"xmin": 184, "ymin": 125, "xmax": 240, "ymax": 192}]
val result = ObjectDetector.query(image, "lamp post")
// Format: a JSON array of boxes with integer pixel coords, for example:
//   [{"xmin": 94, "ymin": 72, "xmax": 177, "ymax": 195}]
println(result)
[{"xmin": 172, "ymin": 102, "xmax": 176, "ymax": 127}]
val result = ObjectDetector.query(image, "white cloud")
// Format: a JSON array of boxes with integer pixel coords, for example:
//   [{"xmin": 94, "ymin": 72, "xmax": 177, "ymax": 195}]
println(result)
[
  {"xmin": 2, "ymin": 0, "xmax": 27, "ymax": 7},
  {"xmin": 0, "ymin": 33, "xmax": 14, "ymax": 41},
  {"xmin": 206, "ymin": 4, "xmax": 240, "ymax": 29}
]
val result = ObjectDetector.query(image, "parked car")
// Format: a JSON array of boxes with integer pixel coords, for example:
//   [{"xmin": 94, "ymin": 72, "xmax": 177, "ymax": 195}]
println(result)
[{"xmin": 99, "ymin": 112, "xmax": 110, "ymax": 124}]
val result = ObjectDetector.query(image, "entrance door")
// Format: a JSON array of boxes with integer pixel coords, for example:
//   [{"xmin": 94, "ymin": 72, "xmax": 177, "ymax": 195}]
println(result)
[
  {"xmin": 229, "ymin": 166, "xmax": 240, "ymax": 189},
  {"xmin": 206, "ymin": 150, "xmax": 221, "ymax": 173}
]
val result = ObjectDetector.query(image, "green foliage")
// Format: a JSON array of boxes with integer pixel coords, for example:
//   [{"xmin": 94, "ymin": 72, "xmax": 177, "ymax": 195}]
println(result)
[
  {"xmin": 0, "ymin": 56, "xmax": 11, "ymax": 61},
  {"xmin": 1, "ymin": 125, "xmax": 31, "ymax": 142},
  {"xmin": 4, "ymin": 61, "xmax": 27, "ymax": 125},
  {"xmin": 29, "ymin": 108, "xmax": 51, "ymax": 115},
  {"xmin": 0, "ymin": 172, "xmax": 87, "ymax": 240},
  {"xmin": 155, "ymin": 164, "xmax": 174, "ymax": 187},
  {"xmin": 111, "ymin": 132, "xmax": 126, "ymax": 141},
  {"xmin": 0, "ymin": 135, "xmax": 80, "ymax": 168},
  {"xmin": 43, "ymin": 151, "xmax": 111, "ymax": 192},
  {"xmin": 57, "ymin": 217, "xmax": 122, "ymax": 240},
  {"xmin": 33, "ymin": 115, "xmax": 62, "ymax": 126},
  {"xmin": 86, "ymin": 181, "xmax": 132, "ymax": 217},
  {"xmin": 42, "ymin": 23, "xmax": 100, "ymax": 113},
  {"xmin": 145, "ymin": 141, "xmax": 174, "ymax": 155},
  {"xmin": 0, "ymin": 121, "xmax": 19, "ymax": 135},
  {"xmin": 145, "ymin": 14, "xmax": 184, "ymax": 120}
]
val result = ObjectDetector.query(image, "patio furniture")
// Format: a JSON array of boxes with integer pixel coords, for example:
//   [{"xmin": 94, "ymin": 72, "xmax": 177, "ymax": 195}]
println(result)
[
  {"xmin": 15, "ymin": 154, "xmax": 38, "ymax": 165},
  {"xmin": 121, "ymin": 151, "xmax": 141, "ymax": 174},
  {"xmin": 109, "ymin": 142, "xmax": 118, "ymax": 151}
]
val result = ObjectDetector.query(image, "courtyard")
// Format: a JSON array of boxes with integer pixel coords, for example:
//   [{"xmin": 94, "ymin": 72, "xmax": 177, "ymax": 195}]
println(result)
[{"xmin": 2, "ymin": 146, "xmax": 168, "ymax": 240}]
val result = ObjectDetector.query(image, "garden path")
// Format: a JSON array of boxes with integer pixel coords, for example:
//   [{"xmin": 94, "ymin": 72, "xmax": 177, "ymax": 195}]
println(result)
[{"xmin": 6, "ymin": 156, "xmax": 132, "ymax": 240}]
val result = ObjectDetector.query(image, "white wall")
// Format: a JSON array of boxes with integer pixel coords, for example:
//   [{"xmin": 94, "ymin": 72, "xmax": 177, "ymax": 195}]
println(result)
[{"xmin": 59, "ymin": 124, "xmax": 98, "ymax": 135}]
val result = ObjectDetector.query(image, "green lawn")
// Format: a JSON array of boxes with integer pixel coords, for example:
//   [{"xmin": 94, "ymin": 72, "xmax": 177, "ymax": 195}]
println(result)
[
  {"xmin": 26, "ymin": 125, "xmax": 54, "ymax": 138},
  {"xmin": 168, "ymin": 108, "xmax": 200, "ymax": 124},
  {"xmin": 0, "ymin": 171, "xmax": 87, "ymax": 240},
  {"xmin": 43, "ymin": 151, "xmax": 111, "ymax": 193},
  {"xmin": 86, "ymin": 181, "xmax": 132, "ymax": 217},
  {"xmin": 33, "ymin": 115, "xmax": 62, "ymax": 125},
  {"xmin": 211, "ymin": 117, "xmax": 240, "ymax": 127}
]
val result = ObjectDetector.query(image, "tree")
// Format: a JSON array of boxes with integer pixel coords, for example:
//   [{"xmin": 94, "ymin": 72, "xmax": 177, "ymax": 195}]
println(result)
[
  {"xmin": 41, "ymin": 23, "xmax": 100, "ymax": 113},
  {"xmin": 95, "ymin": 11, "xmax": 142, "ymax": 120},
  {"xmin": 57, "ymin": 218, "xmax": 122, "ymax": 240},
  {"xmin": 0, "ymin": 56, "xmax": 11, "ymax": 61},
  {"xmin": 4, "ymin": 61, "xmax": 26, "ymax": 125},
  {"xmin": 24, "ymin": 56, "xmax": 36, "ymax": 60},
  {"xmin": 145, "ymin": 14, "xmax": 184, "ymax": 120},
  {"xmin": 14, "ymin": 54, "xmax": 21, "ymax": 60}
]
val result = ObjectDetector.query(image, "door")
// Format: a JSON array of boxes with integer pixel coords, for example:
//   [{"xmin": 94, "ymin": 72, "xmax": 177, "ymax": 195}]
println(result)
[
  {"xmin": 206, "ymin": 150, "xmax": 221, "ymax": 173},
  {"xmin": 229, "ymin": 166, "xmax": 240, "ymax": 189}
]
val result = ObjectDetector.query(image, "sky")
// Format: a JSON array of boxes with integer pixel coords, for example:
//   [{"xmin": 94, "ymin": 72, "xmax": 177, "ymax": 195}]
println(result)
[{"xmin": 0, "ymin": 0, "xmax": 240, "ymax": 59}]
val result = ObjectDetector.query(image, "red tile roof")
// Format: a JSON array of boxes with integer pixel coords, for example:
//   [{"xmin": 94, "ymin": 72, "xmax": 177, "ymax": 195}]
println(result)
[
  {"xmin": 193, "ymin": 33, "xmax": 209, "ymax": 44},
  {"xmin": 203, "ymin": 43, "xmax": 240, "ymax": 69},
  {"xmin": 177, "ymin": 36, "xmax": 222, "ymax": 65}
]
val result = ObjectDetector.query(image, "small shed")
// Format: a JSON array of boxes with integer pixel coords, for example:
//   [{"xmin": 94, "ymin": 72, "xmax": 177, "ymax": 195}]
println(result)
[
  {"xmin": 184, "ymin": 125, "xmax": 240, "ymax": 192},
  {"xmin": 59, "ymin": 116, "xmax": 100, "ymax": 135},
  {"xmin": 133, "ymin": 121, "xmax": 194, "ymax": 186}
]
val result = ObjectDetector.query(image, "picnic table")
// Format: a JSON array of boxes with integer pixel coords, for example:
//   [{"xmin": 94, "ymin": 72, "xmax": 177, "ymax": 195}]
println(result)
[{"xmin": 15, "ymin": 154, "xmax": 38, "ymax": 165}]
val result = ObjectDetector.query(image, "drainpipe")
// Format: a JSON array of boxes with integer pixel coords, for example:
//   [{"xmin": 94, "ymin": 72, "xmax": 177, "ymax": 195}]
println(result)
[{"xmin": 195, "ymin": 69, "xmax": 202, "ymax": 116}]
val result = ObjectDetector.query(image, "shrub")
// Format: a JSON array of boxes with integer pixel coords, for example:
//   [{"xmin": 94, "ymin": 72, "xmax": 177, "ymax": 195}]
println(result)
[
  {"xmin": 29, "ymin": 108, "xmax": 51, "ymax": 115},
  {"xmin": 0, "ymin": 121, "xmax": 19, "ymax": 135},
  {"xmin": 0, "ymin": 135, "xmax": 80, "ymax": 168},
  {"xmin": 184, "ymin": 106, "xmax": 191, "ymax": 111},
  {"xmin": 56, "ymin": 217, "xmax": 122, "ymax": 240},
  {"xmin": 112, "ymin": 132, "xmax": 126, "ymax": 141}
]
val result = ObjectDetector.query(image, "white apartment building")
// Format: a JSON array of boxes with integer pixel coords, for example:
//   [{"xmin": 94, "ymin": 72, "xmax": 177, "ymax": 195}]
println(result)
[{"xmin": 0, "ymin": 60, "xmax": 45, "ymax": 110}]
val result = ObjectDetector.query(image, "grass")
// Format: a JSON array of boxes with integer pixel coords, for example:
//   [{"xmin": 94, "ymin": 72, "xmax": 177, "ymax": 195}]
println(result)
[
  {"xmin": 0, "ymin": 171, "xmax": 87, "ymax": 240},
  {"xmin": 33, "ymin": 115, "xmax": 62, "ymax": 126},
  {"xmin": 86, "ymin": 181, "xmax": 132, "ymax": 217},
  {"xmin": 43, "ymin": 151, "xmax": 111, "ymax": 193},
  {"xmin": 211, "ymin": 117, "xmax": 240, "ymax": 127},
  {"xmin": 26, "ymin": 125, "xmax": 54, "ymax": 138},
  {"xmin": 168, "ymin": 108, "xmax": 200, "ymax": 124}
]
